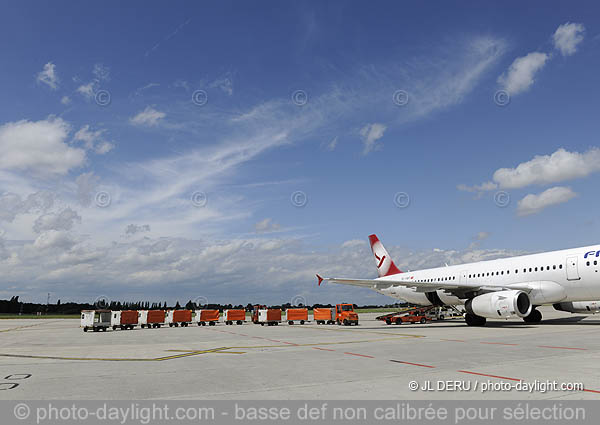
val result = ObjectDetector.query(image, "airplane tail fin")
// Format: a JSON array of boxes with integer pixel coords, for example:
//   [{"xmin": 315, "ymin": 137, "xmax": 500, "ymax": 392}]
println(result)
[{"xmin": 368, "ymin": 234, "xmax": 402, "ymax": 277}]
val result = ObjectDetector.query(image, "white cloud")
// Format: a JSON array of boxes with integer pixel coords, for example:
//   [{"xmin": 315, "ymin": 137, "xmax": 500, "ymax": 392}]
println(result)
[
  {"xmin": 517, "ymin": 186, "xmax": 577, "ymax": 216},
  {"xmin": 210, "ymin": 76, "xmax": 234, "ymax": 96},
  {"xmin": 92, "ymin": 63, "xmax": 110, "ymax": 81},
  {"xmin": 61, "ymin": 96, "xmax": 71, "ymax": 105},
  {"xmin": 493, "ymin": 148, "xmax": 600, "ymax": 189},
  {"xmin": 553, "ymin": 22, "xmax": 585, "ymax": 56},
  {"xmin": 125, "ymin": 224, "xmax": 151, "ymax": 236},
  {"xmin": 75, "ymin": 172, "xmax": 100, "ymax": 207},
  {"xmin": 498, "ymin": 52, "xmax": 549, "ymax": 95},
  {"xmin": 36, "ymin": 62, "xmax": 59, "ymax": 90},
  {"xmin": 474, "ymin": 231, "xmax": 490, "ymax": 241},
  {"xmin": 76, "ymin": 82, "xmax": 97, "ymax": 99},
  {"xmin": 33, "ymin": 207, "xmax": 81, "ymax": 233},
  {"xmin": 129, "ymin": 106, "xmax": 166, "ymax": 127},
  {"xmin": 359, "ymin": 123, "xmax": 386, "ymax": 155},
  {"xmin": 457, "ymin": 181, "xmax": 498, "ymax": 193},
  {"xmin": 0, "ymin": 191, "xmax": 54, "ymax": 222},
  {"xmin": 33, "ymin": 230, "xmax": 77, "ymax": 251},
  {"xmin": 321, "ymin": 136, "xmax": 338, "ymax": 151},
  {"xmin": 460, "ymin": 148, "xmax": 600, "ymax": 193},
  {"xmin": 254, "ymin": 218, "xmax": 281, "ymax": 233},
  {"xmin": 73, "ymin": 125, "xmax": 114, "ymax": 155},
  {"xmin": 0, "ymin": 118, "xmax": 85, "ymax": 176}
]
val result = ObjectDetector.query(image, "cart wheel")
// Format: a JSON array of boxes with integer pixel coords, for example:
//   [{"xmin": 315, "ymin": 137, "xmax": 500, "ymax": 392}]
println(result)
[
  {"xmin": 343, "ymin": 319, "xmax": 349, "ymax": 326},
  {"xmin": 300, "ymin": 320, "xmax": 305, "ymax": 325},
  {"xmin": 420, "ymin": 318, "xmax": 426, "ymax": 324},
  {"xmin": 288, "ymin": 321, "xmax": 293, "ymax": 325},
  {"xmin": 83, "ymin": 327, "xmax": 88, "ymax": 332},
  {"xmin": 237, "ymin": 321, "xmax": 243, "ymax": 325},
  {"xmin": 209, "ymin": 322, "xmax": 215, "ymax": 326}
]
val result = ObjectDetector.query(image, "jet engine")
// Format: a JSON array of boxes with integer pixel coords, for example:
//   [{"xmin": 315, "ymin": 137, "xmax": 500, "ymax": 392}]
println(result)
[
  {"xmin": 553, "ymin": 301, "xmax": 600, "ymax": 314},
  {"xmin": 465, "ymin": 290, "xmax": 532, "ymax": 319}
]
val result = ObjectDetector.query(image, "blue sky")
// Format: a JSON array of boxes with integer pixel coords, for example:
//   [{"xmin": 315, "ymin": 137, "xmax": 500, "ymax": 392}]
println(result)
[{"xmin": 1, "ymin": 1, "xmax": 600, "ymax": 305}]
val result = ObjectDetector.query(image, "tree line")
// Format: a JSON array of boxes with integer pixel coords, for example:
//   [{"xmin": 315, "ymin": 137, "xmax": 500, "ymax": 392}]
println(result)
[{"xmin": 0, "ymin": 296, "xmax": 404, "ymax": 315}]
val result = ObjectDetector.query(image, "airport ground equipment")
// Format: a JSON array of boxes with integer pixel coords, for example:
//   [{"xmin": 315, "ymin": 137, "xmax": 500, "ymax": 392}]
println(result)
[
  {"xmin": 81, "ymin": 309, "xmax": 111, "ymax": 332},
  {"xmin": 376, "ymin": 306, "xmax": 433, "ymax": 325},
  {"xmin": 166, "ymin": 309, "xmax": 192, "ymax": 327},
  {"xmin": 313, "ymin": 307, "xmax": 336, "ymax": 324},
  {"xmin": 138, "ymin": 310, "xmax": 165, "ymax": 328},
  {"xmin": 286, "ymin": 308, "xmax": 308, "ymax": 324},
  {"xmin": 195, "ymin": 309, "xmax": 220, "ymax": 326},
  {"xmin": 335, "ymin": 303, "xmax": 359, "ymax": 326},
  {"xmin": 223, "ymin": 309, "xmax": 246, "ymax": 325},
  {"xmin": 252, "ymin": 305, "xmax": 282, "ymax": 326},
  {"xmin": 111, "ymin": 310, "xmax": 138, "ymax": 330}
]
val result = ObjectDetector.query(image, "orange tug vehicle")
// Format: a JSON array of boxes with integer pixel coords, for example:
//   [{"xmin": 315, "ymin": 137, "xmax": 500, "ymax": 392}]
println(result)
[
  {"xmin": 286, "ymin": 308, "xmax": 308, "ymax": 325},
  {"xmin": 335, "ymin": 303, "xmax": 359, "ymax": 326}
]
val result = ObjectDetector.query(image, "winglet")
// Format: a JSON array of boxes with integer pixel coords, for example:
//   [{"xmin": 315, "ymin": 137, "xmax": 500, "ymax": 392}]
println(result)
[{"xmin": 316, "ymin": 274, "xmax": 324, "ymax": 286}]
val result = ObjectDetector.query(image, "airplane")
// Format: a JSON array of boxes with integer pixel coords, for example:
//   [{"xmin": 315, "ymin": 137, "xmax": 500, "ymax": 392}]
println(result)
[{"xmin": 317, "ymin": 234, "xmax": 600, "ymax": 326}]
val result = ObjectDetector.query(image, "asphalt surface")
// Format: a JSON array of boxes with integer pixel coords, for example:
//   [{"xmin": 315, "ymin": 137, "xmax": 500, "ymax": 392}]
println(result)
[{"xmin": 1, "ymin": 306, "xmax": 599, "ymax": 399}]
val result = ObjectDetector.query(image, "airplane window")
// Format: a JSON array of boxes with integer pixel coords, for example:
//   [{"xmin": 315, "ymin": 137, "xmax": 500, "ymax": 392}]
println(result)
[
  {"xmin": 595, "ymin": 261, "xmax": 598, "ymax": 266},
  {"xmin": 587, "ymin": 262, "xmax": 590, "ymax": 266},
  {"xmin": 523, "ymin": 268, "xmax": 526, "ymax": 273},
  {"xmin": 501, "ymin": 271, "xmax": 504, "ymax": 275},
  {"xmin": 515, "ymin": 269, "xmax": 518, "ymax": 274},
  {"xmin": 529, "ymin": 268, "xmax": 532, "ymax": 272},
  {"xmin": 553, "ymin": 265, "xmax": 556, "ymax": 269},
  {"xmin": 507, "ymin": 270, "xmax": 510, "ymax": 274},
  {"xmin": 535, "ymin": 267, "xmax": 538, "ymax": 272},
  {"xmin": 559, "ymin": 265, "xmax": 563, "ymax": 269},
  {"xmin": 547, "ymin": 266, "xmax": 550, "ymax": 270}
]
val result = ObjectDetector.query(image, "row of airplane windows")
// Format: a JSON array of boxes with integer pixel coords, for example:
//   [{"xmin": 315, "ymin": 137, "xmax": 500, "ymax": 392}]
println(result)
[
  {"xmin": 470, "ymin": 264, "xmax": 564, "ymax": 279},
  {"xmin": 414, "ymin": 263, "xmax": 569, "ymax": 283},
  {"xmin": 586, "ymin": 260, "xmax": 598, "ymax": 266}
]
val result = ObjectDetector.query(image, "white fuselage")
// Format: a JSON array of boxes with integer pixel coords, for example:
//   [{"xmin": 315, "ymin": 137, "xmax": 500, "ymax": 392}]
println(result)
[{"xmin": 375, "ymin": 245, "xmax": 600, "ymax": 306}]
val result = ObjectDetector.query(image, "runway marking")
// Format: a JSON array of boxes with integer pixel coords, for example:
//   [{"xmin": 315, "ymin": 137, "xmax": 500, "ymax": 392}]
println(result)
[
  {"xmin": 390, "ymin": 360, "xmax": 436, "ymax": 368},
  {"xmin": 458, "ymin": 370, "xmax": 521, "ymax": 381},
  {"xmin": 287, "ymin": 325, "xmax": 425, "ymax": 338},
  {"xmin": 439, "ymin": 339, "xmax": 466, "ymax": 342},
  {"xmin": 0, "ymin": 347, "xmax": 232, "ymax": 362},
  {"xmin": 480, "ymin": 342, "xmax": 519, "ymax": 346},
  {"xmin": 537, "ymin": 345, "xmax": 587, "ymax": 351},
  {"xmin": 312, "ymin": 347, "xmax": 335, "ymax": 352},
  {"xmin": 344, "ymin": 352, "xmax": 375, "ymax": 359},
  {"xmin": 0, "ymin": 322, "xmax": 58, "ymax": 333}
]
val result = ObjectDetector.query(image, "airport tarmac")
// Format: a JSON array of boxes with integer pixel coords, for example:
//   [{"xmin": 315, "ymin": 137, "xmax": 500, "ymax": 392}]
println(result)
[{"xmin": 1, "ymin": 306, "xmax": 599, "ymax": 400}]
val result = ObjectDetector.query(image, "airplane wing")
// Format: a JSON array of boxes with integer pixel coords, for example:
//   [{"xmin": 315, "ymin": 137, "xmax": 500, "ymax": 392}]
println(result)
[{"xmin": 316, "ymin": 274, "xmax": 534, "ymax": 295}]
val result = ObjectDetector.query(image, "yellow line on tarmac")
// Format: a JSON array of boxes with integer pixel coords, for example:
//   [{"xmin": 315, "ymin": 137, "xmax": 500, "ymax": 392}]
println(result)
[
  {"xmin": 0, "ymin": 322, "xmax": 58, "ymax": 333},
  {"xmin": 0, "ymin": 347, "xmax": 232, "ymax": 362}
]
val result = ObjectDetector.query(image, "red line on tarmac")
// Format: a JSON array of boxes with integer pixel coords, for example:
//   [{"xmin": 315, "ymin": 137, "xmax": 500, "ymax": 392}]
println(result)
[
  {"xmin": 312, "ymin": 347, "xmax": 336, "ymax": 352},
  {"xmin": 266, "ymin": 339, "xmax": 281, "ymax": 343},
  {"xmin": 344, "ymin": 352, "xmax": 375, "ymax": 358},
  {"xmin": 538, "ymin": 345, "xmax": 587, "ymax": 351},
  {"xmin": 458, "ymin": 370, "xmax": 521, "ymax": 382},
  {"xmin": 480, "ymin": 342, "xmax": 519, "ymax": 346},
  {"xmin": 390, "ymin": 360, "xmax": 435, "ymax": 368},
  {"xmin": 282, "ymin": 342, "xmax": 299, "ymax": 346},
  {"xmin": 440, "ymin": 339, "xmax": 466, "ymax": 342}
]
